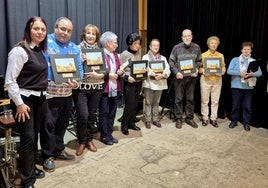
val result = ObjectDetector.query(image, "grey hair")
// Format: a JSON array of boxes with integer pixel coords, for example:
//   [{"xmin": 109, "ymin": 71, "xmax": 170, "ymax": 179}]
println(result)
[
  {"xmin": 54, "ymin": 17, "xmax": 72, "ymax": 27},
  {"xmin": 99, "ymin": 31, "xmax": 117, "ymax": 47}
]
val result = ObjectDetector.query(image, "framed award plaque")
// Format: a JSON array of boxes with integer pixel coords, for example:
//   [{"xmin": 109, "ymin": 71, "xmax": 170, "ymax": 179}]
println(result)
[
  {"xmin": 149, "ymin": 60, "xmax": 165, "ymax": 74},
  {"xmin": 82, "ymin": 48, "xmax": 107, "ymax": 74},
  {"xmin": 130, "ymin": 60, "xmax": 148, "ymax": 80},
  {"xmin": 178, "ymin": 58, "xmax": 196, "ymax": 76},
  {"xmin": 50, "ymin": 54, "xmax": 80, "ymax": 84},
  {"xmin": 203, "ymin": 57, "xmax": 222, "ymax": 75}
]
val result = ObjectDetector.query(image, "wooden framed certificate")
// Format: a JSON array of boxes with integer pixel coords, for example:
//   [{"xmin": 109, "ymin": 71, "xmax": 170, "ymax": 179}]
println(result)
[
  {"xmin": 50, "ymin": 54, "xmax": 81, "ymax": 84},
  {"xmin": 149, "ymin": 60, "xmax": 165, "ymax": 73},
  {"xmin": 130, "ymin": 60, "xmax": 148, "ymax": 80},
  {"xmin": 178, "ymin": 58, "xmax": 196, "ymax": 76},
  {"xmin": 203, "ymin": 57, "xmax": 222, "ymax": 75},
  {"xmin": 82, "ymin": 48, "xmax": 107, "ymax": 74}
]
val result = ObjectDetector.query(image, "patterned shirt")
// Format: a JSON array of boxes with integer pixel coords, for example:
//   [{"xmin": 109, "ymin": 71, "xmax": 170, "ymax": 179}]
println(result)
[{"xmin": 44, "ymin": 33, "xmax": 83, "ymax": 98}]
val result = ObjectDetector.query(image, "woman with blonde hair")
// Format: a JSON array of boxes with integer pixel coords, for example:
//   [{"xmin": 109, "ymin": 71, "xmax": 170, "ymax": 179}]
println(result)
[{"xmin": 199, "ymin": 36, "xmax": 226, "ymax": 127}]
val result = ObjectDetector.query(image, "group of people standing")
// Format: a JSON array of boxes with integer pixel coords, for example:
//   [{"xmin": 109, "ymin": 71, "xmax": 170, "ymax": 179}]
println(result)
[
  {"xmin": 5, "ymin": 16, "xmax": 124, "ymax": 188},
  {"xmin": 4, "ymin": 16, "xmax": 262, "ymax": 188},
  {"xmin": 169, "ymin": 29, "xmax": 262, "ymax": 132}
]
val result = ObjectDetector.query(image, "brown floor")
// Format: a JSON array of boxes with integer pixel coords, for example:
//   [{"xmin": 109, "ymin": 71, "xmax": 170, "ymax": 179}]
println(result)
[{"xmin": 3, "ymin": 108, "xmax": 268, "ymax": 188}]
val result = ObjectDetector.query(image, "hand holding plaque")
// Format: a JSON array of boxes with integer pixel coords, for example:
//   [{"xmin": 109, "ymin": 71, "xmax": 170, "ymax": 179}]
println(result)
[
  {"xmin": 203, "ymin": 58, "xmax": 222, "ymax": 75},
  {"xmin": 130, "ymin": 59, "xmax": 148, "ymax": 80},
  {"xmin": 149, "ymin": 60, "xmax": 165, "ymax": 80},
  {"xmin": 50, "ymin": 54, "xmax": 81, "ymax": 84},
  {"xmin": 178, "ymin": 58, "xmax": 196, "ymax": 76}
]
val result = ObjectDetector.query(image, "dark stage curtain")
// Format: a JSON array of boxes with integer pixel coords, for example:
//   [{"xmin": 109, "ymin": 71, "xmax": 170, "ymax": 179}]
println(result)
[
  {"xmin": 0, "ymin": 0, "xmax": 138, "ymax": 75},
  {"xmin": 148, "ymin": 0, "xmax": 268, "ymax": 128}
]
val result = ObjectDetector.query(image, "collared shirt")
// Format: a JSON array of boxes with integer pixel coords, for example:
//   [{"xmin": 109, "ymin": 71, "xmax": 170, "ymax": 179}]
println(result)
[{"xmin": 5, "ymin": 46, "xmax": 46, "ymax": 106}]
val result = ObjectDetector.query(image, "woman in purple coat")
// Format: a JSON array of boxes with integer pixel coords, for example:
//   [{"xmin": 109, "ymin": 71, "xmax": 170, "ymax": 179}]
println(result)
[{"xmin": 98, "ymin": 31, "xmax": 124, "ymax": 145}]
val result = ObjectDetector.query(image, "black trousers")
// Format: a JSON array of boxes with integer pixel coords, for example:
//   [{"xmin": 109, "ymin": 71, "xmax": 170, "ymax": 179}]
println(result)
[
  {"xmin": 11, "ymin": 94, "xmax": 47, "ymax": 187},
  {"xmin": 72, "ymin": 91, "xmax": 102, "ymax": 144},
  {"xmin": 173, "ymin": 76, "xmax": 197, "ymax": 121},
  {"xmin": 40, "ymin": 96, "xmax": 72, "ymax": 158},
  {"xmin": 121, "ymin": 81, "xmax": 142, "ymax": 130}
]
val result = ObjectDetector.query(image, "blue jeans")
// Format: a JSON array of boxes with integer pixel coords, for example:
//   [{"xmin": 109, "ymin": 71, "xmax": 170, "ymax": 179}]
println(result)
[{"xmin": 98, "ymin": 94, "xmax": 118, "ymax": 140}]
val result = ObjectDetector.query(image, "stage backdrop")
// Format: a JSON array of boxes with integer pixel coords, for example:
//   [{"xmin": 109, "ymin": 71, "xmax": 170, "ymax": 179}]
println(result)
[
  {"xmin": 148, "ymin": 0, "xmax": 268, "ymax": 128},
  {"xmin": 0, "ymin": 0, "xmax": 138, "ymax": 75}
]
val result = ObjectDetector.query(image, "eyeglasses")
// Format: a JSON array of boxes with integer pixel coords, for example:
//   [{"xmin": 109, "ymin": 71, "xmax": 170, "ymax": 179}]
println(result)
[
  {"xmin": 57, "ymin": 26, "xmax": 72, "ymax": 34},
  {"xmin": 182, "ymin": 35, "xmax": 192, "ymax": 38},
  {"xmin": 110, "ymin": 41, "xmax": 118, "ymax": 45}
]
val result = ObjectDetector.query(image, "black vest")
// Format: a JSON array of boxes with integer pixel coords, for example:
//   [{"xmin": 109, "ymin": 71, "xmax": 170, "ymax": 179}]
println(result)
[{"xmin": 17, "ymin": 46, "xmax": 48, "ymax": 91}]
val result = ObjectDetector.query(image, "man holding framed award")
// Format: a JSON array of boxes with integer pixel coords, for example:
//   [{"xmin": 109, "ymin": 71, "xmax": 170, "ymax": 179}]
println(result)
[
  {"xmin": 199, "ymin": 36, "xmax": 226, "ymax": 128},
  {"xmin": 169, "ymin": 29, "xmax": 202, "ymax": 129},
  {"xmin": 40, "ymin": 17, "xmax": 81, "ymax": 173}
]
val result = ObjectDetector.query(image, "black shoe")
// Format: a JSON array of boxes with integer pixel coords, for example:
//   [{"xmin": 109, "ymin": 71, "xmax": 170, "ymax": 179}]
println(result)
[
  {"xmin": 121, "ymin": 128, "xmax": 129, "ymax": 135},
  {"xmin": 129, "ymin": 124, "xmax": 141, "ymax": 131},
  {"xmin": 244, "ymin": 124, "xmax": 250, "ymax": 131},
  {"xmin": 102, "ymin": 138, "xmax": 113, "ymax": 145},
  {"xmin": 134, "ymin": 117, "xmax": 140, "ymax": 123},
  {"xmin": 43, "ymin": 157, "xmax": 55, "ymax": 173},
  {"xmin": 56, "ymin": 150, "xmax": 75, "ymax": 160},
  {"xmin": 228, "ymin": 122, "xmax": 237, "ymax": 128},
  {"xmin": 202, "ymin": 120, "xmax": 208, "ymax": 126},
  {"xmin": 210, "ymin": 120, "xmax": 218, "ymax": 128},
  {"xmin": 112, "ymin": 137, "xmax": 119, "ymax": 144},
  {"xmin": 35, "ymin": 167, "xmax": 45, "ymax": 179}
]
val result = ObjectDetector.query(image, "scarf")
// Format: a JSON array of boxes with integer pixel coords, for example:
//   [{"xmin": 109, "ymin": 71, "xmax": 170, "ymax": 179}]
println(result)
[
  {"xmin": 238, "ymin": 54, "xmax": 257, "ymax": 86},
  {"xmin": 239, "ymin": 54, "xmax": 250, "ymax": 73},
  {"xmin": 80, "ymin": 40, "xmax": 98, "ymax": 50},
  {"xmin": 147, "ymin": 50, "xmax": 161, "ymax": 61}
]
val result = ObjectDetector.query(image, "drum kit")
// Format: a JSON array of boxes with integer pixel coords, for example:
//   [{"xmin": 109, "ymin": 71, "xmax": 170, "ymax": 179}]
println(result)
[{"xmin": 0, "ymin": 110, "xmax": 19, "ymax": 188}]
